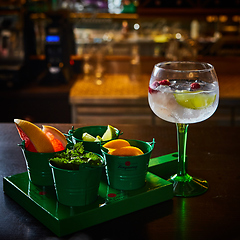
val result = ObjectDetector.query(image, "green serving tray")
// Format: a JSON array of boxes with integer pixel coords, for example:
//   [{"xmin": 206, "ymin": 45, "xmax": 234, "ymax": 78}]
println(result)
[{"xmin": 3, "ymin": 153, "xmax": 178, "ymax": 237}]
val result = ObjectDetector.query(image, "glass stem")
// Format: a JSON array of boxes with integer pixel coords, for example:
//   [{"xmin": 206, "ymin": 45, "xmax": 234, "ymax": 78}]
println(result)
[{"xmin": 176, "ymin": 123, "xmax": 189, "ymax": 177}]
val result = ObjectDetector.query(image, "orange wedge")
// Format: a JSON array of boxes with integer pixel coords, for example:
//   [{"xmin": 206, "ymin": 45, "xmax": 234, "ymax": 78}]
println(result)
[
  {"xmin": 14, "ymin": 119, "xmax": 54, "ymax": 153},
  {"xmin": 42, "ymin": 125, "xmax": 68, "ymax": 152},
  {"xmin": 103, "ymin": 139, "xmax": 130, "ymax": 149},
  {"xmin": 108, "ymin": 146, "xmax": 144, "ymax": 156}
]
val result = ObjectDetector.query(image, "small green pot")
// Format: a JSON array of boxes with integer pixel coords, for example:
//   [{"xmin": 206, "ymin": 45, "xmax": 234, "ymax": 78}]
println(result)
[
  {"xmin": 49, "ymin": 158, "xmax": 104, "ymax": 206},
  {"xmin": 101, "ymin": 139, "xmax": 155, "ymax": 191},
  {"xmin": 66, "ymin": 126, "xmax": 122, "ymax": 155},
  {"xmin": 19, "ymin": 141, "xmax": 64, "ymax": 186}
]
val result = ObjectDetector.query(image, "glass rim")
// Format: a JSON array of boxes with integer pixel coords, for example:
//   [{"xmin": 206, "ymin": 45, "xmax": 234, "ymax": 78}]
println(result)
[{"xmin": 154, "ymin": 61, "xmax": 215, "ymax": 73}]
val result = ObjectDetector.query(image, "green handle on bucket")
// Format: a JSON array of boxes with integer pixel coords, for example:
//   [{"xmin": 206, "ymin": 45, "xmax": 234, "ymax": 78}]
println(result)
[
  {"xmin": 18, "ymin": 141, "xmax": 26, "ymax": 150},
  {"xmin": 148, "ymin": 138, "xmax": 155, "ymax": 150},
  {"xmin": 64, "ymin": 126, "xmax": 75, "ymax": 144},
  {"xmin": 118, "ymin": 131, "xmax": 123, "ymax": 137}
]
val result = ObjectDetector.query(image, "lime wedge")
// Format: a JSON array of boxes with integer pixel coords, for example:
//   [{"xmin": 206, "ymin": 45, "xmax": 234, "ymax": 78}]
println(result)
[
  {"xmin": 82, "ymin": 132, "xmax": 96, "ymax": 142},
  {"xmin": 94, "ymin": 135, "xmax": 103, "ymax": 142},
  {"xmin": 174, "ymin": 91, "xmax": 216, "ymax": 109},
  {"xmin": 102, "ymin": 125, "xmax": 117, "ymax": 141}
]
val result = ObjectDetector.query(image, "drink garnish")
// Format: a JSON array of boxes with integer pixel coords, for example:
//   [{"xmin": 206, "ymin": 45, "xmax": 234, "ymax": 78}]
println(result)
[
  {"xmin": 49, "ymin": 142, "xmax": 103, "ymax": 170},
  {"xmin": 148, "ymin": 86, "xmax": 157, "ymax": 94},
  {"xmin": 102, "ymin": 125, "xmax": 117, "ymax": 141},
  {"xmin": 149, "ymin": 79, "xmax": 170, "ymax": 94},
  {"xmin": 152, "ymin": 81, "xmax": 160, "ymax": 88},
  {"xmin": 159, "ymin": 79, "xmax": 171, "ymax": 86},
  {"xmin": 103, "ymin": 139, "xmax": 143, "ymax": 156},
  {"xmin": 190, "ymin": 82, "xmax": 201, "ymax": 90},
  {"xmin": 174, "ymin": 91, "xmax": 216, "ymax": 109},
  {"xmin": 14, "ymin": 119, "xmax": 67, "ymax": 153},
  {"xmin": 82, "ymin": 125, "xmax": 117, "ymax": 142}
]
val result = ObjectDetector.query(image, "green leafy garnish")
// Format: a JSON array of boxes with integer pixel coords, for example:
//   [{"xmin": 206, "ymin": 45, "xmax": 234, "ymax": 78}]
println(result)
[{"xmin": 50, "ymin": 142, "xmax": 103, "ymax": 170}]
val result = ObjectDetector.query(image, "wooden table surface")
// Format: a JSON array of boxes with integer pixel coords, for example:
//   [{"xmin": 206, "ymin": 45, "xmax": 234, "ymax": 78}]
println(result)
[{"xmin": 0, "ymin": 123, "xmax": 240, "ymax": 240}]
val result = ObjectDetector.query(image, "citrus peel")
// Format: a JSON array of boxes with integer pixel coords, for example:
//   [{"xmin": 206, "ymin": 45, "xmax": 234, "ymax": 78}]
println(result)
[
  {"xmin": 174, "ymin": 91, "xmax": 216, "ymax": 109},
  {"xmin": 103, "ymin": 139, "xmax": 130, "ymax": 149},
  {"xmin": 14, "ymin": 119, "xmax": 67, "ymax": 153},
  {"xmin": 103, "ymin": 139, "xmax": 143, "ymax": 157},
  {"xmin": 81, "ymin": 125, "xmax": 117, "ymax": 142},
  {"xmin": 102, "ymin": 125, "xmax": 117, "ymax": 141},
  {"xmin": 108, "ymin": 146, "xmax": 143, "ymax": 156},
  {"xmin": 42, "ymin": 125, "xmax": 68, "ymax": 152}
]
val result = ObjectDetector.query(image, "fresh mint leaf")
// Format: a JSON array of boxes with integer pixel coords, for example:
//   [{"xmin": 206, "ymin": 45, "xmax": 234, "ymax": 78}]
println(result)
[{"xmin": 50, "ymin": 142, "xmax": 103, "ymax": 170}]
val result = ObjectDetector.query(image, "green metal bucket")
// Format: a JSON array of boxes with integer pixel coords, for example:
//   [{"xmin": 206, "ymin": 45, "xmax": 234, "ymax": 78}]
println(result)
[
  {"xmin": 49, "ymin": 159, "xmax": 104, "ymax": 206},
  {"xmin": 101, "ymin": 139, "xmax": 155, "ymax": 191},
  {"xmin": 19, "ymin": 141, "xmax": 64, "ymax": 186},
  {"xmin": 66, "ymin": 126, "xmax": 122, "ymax": 155}
]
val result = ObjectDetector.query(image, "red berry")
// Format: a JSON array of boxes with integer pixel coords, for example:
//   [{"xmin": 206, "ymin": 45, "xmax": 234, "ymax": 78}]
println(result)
[
  {"xmin": 152, "ymin": 81, "xmax": 160, "ymax": 88},
  {"xmin": 159, "ymin": 79, "xmax": 170, "ymax": 86},
  {"xmin": 191, "ymin": 82, "xmax": 201, "ymax": 90},
  {"xmin": 148, "ymin": 86, "xmax": 157, "ymax": 94},
  {"xmin": 149, "ymin": 81, "xmax": 160, "ymax": 94}
]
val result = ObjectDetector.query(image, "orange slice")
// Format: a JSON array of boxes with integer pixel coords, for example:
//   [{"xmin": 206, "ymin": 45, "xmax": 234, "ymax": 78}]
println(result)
[
  {"xmin": 14, "ymin": 119, "xmax": 54, "ymax": 153},
  {"xmin": 42, "ymin": 125, "xmax": 68, "ymax": 152},
  {"xmin": 103, "ymin": 139, "xmax": 130, "ymax": 149},
  {"xmin": 14, "ymin": 123, "xmax": 37, "ymax": 152},
  {"xmin": 108, "ymin": 146, "xmax": 144, "ymax": 156}
]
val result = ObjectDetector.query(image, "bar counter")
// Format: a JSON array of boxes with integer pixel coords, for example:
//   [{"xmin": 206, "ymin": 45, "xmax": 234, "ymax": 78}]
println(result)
[{"xmin": 1, "ymin": 123, "xmax": 240, "ymax": 240}]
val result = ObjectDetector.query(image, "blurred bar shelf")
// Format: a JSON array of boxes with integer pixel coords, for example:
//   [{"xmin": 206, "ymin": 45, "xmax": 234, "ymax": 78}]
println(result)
[
  {"xmin": 137, "ymin": 8, "xmax": 240, "ymax": 17},
  {"xmin": 69, "ymin": 13, "xmax": 138, "ymax": 19},
  {"xmin": 30, "ymin": 12, "xmax": 138, "ymax": 20}
]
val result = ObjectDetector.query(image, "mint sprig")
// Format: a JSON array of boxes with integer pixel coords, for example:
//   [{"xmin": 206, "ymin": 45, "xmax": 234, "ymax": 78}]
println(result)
[{"xmin": 50, "ymin": 142, "xmax": 103, "ymax": 170}]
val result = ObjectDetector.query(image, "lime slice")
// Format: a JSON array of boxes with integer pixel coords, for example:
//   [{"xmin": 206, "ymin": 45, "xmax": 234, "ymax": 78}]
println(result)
[
  {"xmin": 94, "ymin": 135, "xmax": 103, "ymax": 142},
  {"xmin": 102, "ymin": 125, "xmax": 117, "ymax": 141},
  {"xmin": 174, "ymin": 91, "xmax": 216, "ymax": 109},
  {"xmin": 82, "ymin": 132, "xmax": 96, "ymax": 142}
]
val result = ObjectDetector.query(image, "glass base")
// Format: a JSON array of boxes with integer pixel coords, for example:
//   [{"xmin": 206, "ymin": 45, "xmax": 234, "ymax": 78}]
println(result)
[{"xmin": 168, "ymin": 174, "xmax": 208, "ymax": 197}]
